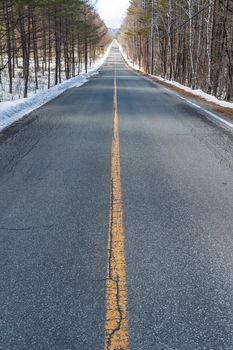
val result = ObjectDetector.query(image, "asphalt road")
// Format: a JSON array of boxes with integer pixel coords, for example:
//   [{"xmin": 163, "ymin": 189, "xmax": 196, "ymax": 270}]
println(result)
[{"xmin": 0, "ymin": 45, "xmax": 233, "ymax": 350}]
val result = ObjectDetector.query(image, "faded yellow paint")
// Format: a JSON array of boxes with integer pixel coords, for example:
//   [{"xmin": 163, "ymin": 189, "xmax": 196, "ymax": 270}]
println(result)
[{"xmin": 105, "ymin": 66, "xmax": 130, "ymax": 350}]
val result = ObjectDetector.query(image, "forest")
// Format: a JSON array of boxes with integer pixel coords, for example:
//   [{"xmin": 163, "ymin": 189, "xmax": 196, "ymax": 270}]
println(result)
[
  {"xmin": 119, "ymin": 0, "xmax": 233, "ymax": 101},
  {"xmin": 0, "ymin": 0, "xmax": 111, "ymax": 101}
]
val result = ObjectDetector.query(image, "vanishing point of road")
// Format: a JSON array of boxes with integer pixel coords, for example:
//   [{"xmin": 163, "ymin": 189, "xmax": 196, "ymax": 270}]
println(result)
[{"xmin": 0, "ymin": 44, "xmax": 233, "ymax": 350}]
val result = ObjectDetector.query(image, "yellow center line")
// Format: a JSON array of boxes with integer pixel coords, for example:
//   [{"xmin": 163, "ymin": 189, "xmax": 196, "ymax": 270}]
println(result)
[{"xmin": 104, "ymin": 64, "xmax": 130, "ymax": 350}]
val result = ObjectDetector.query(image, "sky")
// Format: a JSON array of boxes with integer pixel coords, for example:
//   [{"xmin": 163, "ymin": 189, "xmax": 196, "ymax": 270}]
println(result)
[{"xmin": 97, "ymin": 0, "xmax": 130, "ymax": 28}]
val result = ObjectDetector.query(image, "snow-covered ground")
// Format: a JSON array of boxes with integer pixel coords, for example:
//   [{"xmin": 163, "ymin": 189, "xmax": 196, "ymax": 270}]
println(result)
[
  {"xmin": 118, "ymin": 44, "xmax": 233, "ymax": 110},
  {"xmin": 0, "ymin": 43, "xmax": 112, "ymax": 132},
  {"xmin": 118, "ymin": 45, "xmax": 142, "ymax": 72}
]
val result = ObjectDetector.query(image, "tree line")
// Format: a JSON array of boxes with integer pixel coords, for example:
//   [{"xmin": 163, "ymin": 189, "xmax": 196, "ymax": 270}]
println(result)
[
  {"xmin": 118, "ymin": 0, "xmax": 233, "ymax": 101},
  {"xmin": 0, "ymin": 0, "xmax": 111, "ymax": 99}
]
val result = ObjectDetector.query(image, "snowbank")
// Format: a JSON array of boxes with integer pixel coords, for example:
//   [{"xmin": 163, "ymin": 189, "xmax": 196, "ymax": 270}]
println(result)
[
  {"xmin": 153, "ymin": 76, "xmax": 233, "ymax": 109},
  {"xmin": 118, "ymin": 43, "xmax": 233, "ymax": 110},
  {"xmin": 118, "ymin": 44, "xmax": 143, "ymax": 72},
  {"xmin": 0, "ymin": 43, "xmax": 112, "ymax": 132}
]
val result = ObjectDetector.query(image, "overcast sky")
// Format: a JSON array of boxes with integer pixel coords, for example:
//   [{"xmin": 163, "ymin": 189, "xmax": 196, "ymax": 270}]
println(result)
[{"xmin": 97, "ymin": 0, "xmax": 130, "ymax": 28}]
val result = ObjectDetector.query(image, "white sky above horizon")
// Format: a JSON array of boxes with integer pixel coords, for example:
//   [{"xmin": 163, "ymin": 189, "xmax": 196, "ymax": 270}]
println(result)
[{"xmin": 97, "ymin": 0, "xmax": 130, "ymax": 28}]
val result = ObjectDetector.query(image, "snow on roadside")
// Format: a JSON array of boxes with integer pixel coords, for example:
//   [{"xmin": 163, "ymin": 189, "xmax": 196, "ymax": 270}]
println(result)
[
  {"xmin": 118, "ymin": 44, "xmax": 142, "ymax": 72},
  {"xmin": 0, "ymin": 43, "xmax": 112, "ymax": 132},
  {"xmin": 118, "ymin": 43, "xmax": 233, "ymax": 110},
  {"xmin": 153, "ymin": 76, "xmax": 233, "ymax": 109}
]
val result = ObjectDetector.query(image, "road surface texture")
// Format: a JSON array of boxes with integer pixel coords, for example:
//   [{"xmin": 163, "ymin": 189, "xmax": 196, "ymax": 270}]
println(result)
[{"xmin": 1, "ymin": 44, "xmax": 233, "ymax": 350}]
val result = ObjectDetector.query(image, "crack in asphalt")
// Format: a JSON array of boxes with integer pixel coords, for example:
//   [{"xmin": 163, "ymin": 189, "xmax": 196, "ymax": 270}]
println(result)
[
  {"xmin": 106, "ymin": 178, "xmax": 124, "ymax": 350},
  {"xmin": 105, "ymin": 65, "xmax": 129, "ymax": 349},
  {"xmin": 0, "ymin": 224, "xmax": 55, "ymax": 232},
  {"xmin": 7, "ymin": 137, "xmax": 44, "ymax": 174}
]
